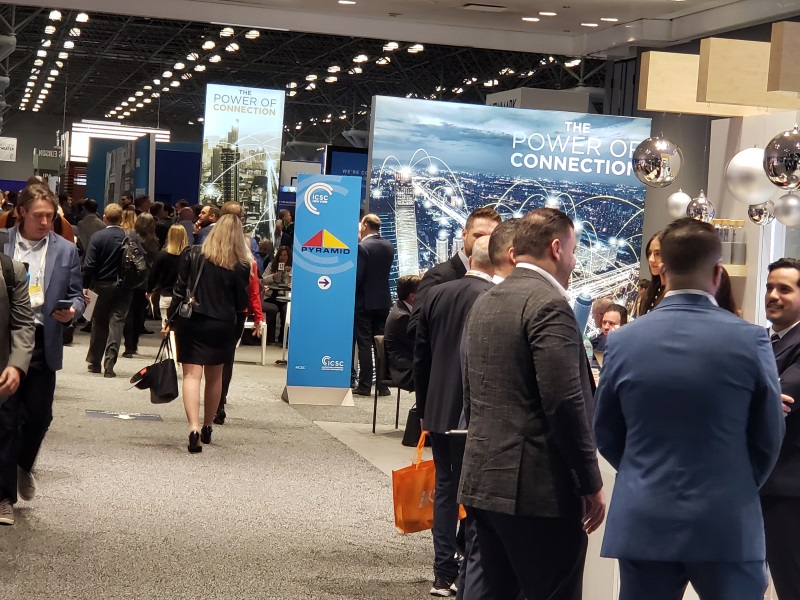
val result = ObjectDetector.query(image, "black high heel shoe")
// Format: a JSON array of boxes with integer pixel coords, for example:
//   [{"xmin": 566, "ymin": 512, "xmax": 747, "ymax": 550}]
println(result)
[
  {"xmin": 200, "ymin": 425, "xmax": 212, "ymax": 445},
  {"xmin": 188, "ymin": 431, "xmax": 202, "ymax": 453}
]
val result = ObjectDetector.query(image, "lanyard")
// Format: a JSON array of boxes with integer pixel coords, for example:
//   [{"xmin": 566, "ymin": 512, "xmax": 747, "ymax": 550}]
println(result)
[{"xmin": 14, "ymin": 235, "xmax": 48, "ymax": 287}]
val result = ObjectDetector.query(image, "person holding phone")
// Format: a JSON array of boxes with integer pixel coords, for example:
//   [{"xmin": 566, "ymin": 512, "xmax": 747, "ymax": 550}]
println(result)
[
  {"xmin": 0, "ymin": 183, "xmax": 85, "ymax": 524},
  {"xmin": 262, "ymin": 246, "xmax": 292, "ymax": 344}
]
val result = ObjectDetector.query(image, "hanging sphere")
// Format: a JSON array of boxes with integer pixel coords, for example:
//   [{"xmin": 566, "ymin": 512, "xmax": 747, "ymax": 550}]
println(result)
[
  {"xmin": 666, "ymin": 189, "xmax": 692, "ymax": 220},
  {"xmin": 747, "ymin": 201, "xmax": 776, "ymax": 226},
  {"xmin": 774, "ymin": 193, "xmax": 800, "ymax": 226},
  {"xmin": 726, "ymin": 147, "xmax": 775, "ymax": 205},
  {"xmin": 686, "ymin": 191, "xmax": 715, "ymax": 223},
  {"xmin": 764, "ymin": 125, "xmax": 800, "ymax": 189},
  {"xmin": 632, "ymin": 136, "xmax": 683, "ymax": 188}
]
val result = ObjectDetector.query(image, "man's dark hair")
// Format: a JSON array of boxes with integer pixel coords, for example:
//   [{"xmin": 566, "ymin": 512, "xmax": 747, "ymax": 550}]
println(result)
[
  {"xmin": 191, "ymin": 204, "xmax": 203, "ymax": 219},
  {"xmin": 660, "ymin": 218, "xmax": 720, "ymax": 276},
  {"xmin": 207, "ymin": 206, "xmax": 221, "ymax": 220},
  {"xmin": 149, "ymin": 201, "xmax": 166, "ymax": 217},
  {"xmin": 768, "ymin": 258, "xmax": 800, "ymax": 286},
  {"xmin": 605, "ymin": 304, "xmax": 629, "ymax": 325},
  {"xmin": 134, "ymin": 195, "xmax": 150, "ymax": 209},
  {"xmin": 165, "ymin": 204, "xmax": 175, "ymax": 217},
  {"xmin": 513, "ymin": 208, "xmax": 574, "ymax": 259},
  {"xmin": 488, "ymin": 218, "xmax": 518, "ymax": 267},
  {"xmin": 83, "ymin": 198, "xmax": 98, "ymax": 214},
  {"xmin": 465, "ymin": 206, "xmax": 502, "ymax": 230},
  {"xmin": 175, "ymin": 200, "xmax": 189, "ymax": 210},
  {"xmin": 396, "ymin": 275, "xmax": 421, "ymax": 302},
  {"xmin": 7, "ymin": 191, "xmax": 18, "ymax": 206}
]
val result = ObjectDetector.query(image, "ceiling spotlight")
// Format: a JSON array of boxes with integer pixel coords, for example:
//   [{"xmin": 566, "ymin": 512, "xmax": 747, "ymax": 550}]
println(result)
[
  {"xmin": 522, "ymin": 17, "xmax": 540, "ymax": 22},
  {"xmin": 26, "ymin": 81, "xmax": 34, "ymax": 87},
  {"xmin": 136, "ymin": 102, "xmax": 144, "ymax": 108},
  {"xmin": 32, "ymin": 107, "xmax": 39, "ymax": 112},
  {"xmin": 408, "ymin": 44, "xmax": 424, "ymax": 53},
  {"xmin": 601, "ymin": 17, "xmax": 618, "ymax": 22},
  {"xmin": 339, "ymin": 0, "xmax": 356, "ymax": 4},
  {"xmin": 348, "ymin": 67, "xmax": 362, "ymax": 75},
  {"xmin": 123, "ymin": 111, "xmax": 131, "ymax": 116},
  {"xmin": 69, "ymin": 28, "xmax": 81, "ymax": 37},
  {"xmin": 353, "ymin": 54, "xmax": 368, "ymax": 63},
  {"xmin": 152, "ymin": 92, "xmax": 160, "ymax": 98},
  {"xmin": 42, "ymin": 39, "xmax": 52, "ymax": 48},
  {"xmin": 328, "ymin": 65, "xmax": 340, "ymax": 73},
  {"xmin": 288, "ymin": 90, "xmax": 297, "ymax": 97},
  {"xmin": 376, "ymin": 57, "xmax": 391, "ymax": 65},
  {"xmin": 127, "ymin": 96, "xmax": 135, "ymax": 102},
  {"xmin": 225, "ymin": 43, "xmax": 239, "ymax": 52},
  {"xmin": 540, "ymin": 11, "xmax": 557, "ymax": 16},
  {"xmin": 483, "ymin": 79, "xmax": 499, "ymax": 87},
  {"xmin": 143, "ymin": 85, "xmax": 152, "ymax": 90},
  {"xmin": 55, "ymin": 60, "xmax": 63, "ymax": 68},
  {"xmin": 109, "ymin": 110, "xmax": 116, "ymax": 114},
  {"xmin": 170, "ymin": 80, "xmax": 180, "ymax": 87},
  {"xmin": 245, "ymin": 30, "xmax": 260, "ymax": 40},
  {"xmin": 143, "ymin": 98, "xmax": 152, "ymax": 104},
  {"xmin": 287, "ymin": 82, "xmax": 298, "ymax": 89},
  {"xmin": 209, "ymin": 55, "xmax": 221, "ymax": 63},
  {"xmin": 47, "ymin": 77, "xmax": 55, "ymax": 82},
  {"xmin": 181, "ymin": 73, "xmax": 192, "ymax": 80},
  {"xmin": 153, "ymin": 78, "xmax": 161, "ymax": 85},
  {"xmin": 23, "ymin": 92, "xmax": 30, "ymax": 98},
  {"xmin": 76, "ymin": 12, "xmax": 89, "ymax": 23},
  {"xmin": 41, "ymin": 89, "xmax": 49, "ymax": 95},
  {"xmin": 194, "ymin": 64, "xmax": 206, "ymax": 72},
  {"xmin": 37, "ymin": 50, "xmax": 47, "ymax": 57},
  {"xmin": 49, "ymin": 69, "xmax": 59, "ymax": 76},
  {"xmin": 45, "ymin": 25, "xmax": 56, "ymax": 34},
  {"xmin": 198, "ymin": 117, "xmax": 204, "ymax": 122},
  {"xmin": 162, "ymin": 86, "xmax": 169, "ymax": 92},
  {"xmin": 325, "ymin": 76, "xmax": 337, "ymax": 83},
  {"xmin": 162, "ymin": 70, "xmax": 172, "ymax": 78},
  {"xmin": 188, "ymin": 121, "xmax": 194, "ymax": 125},
  {"xmin": 132, "ymin": 92, "xmax": 142, "ymax": 98},
  {"xmin": 29, "ymin": 74, "xmax": 37, "ymax": 80},
  {"xmin": 43, "ymin": 82, "xmax": 52, "ymax": 88},
  {"xmin": 174, "ymin": 62, "xmax": 185, "ymax": 70},
  {"xmin": 202, "ymin": 40, "xmax": 216, "ymax": 50},
  {"xmin": 117, "ymin": 115, "xmax": 124, "ymax": 119},
  {"xmin": 383, "ymin": 42, "xmax": 399, "ymax": 51},
  {"xmin": 49, "ymin": 10, "xmax": 62, "ymax": 21},
  {"xmin": 63, "ymin": 40, "xmax": 75, "ymax": 49},
  {"xmin": 306, "ymin": 74, "xmax": 317, "ymax": 81},
  {"xmin": 499, "ymin": 67, "xmax": 515, "ymax": 75},
  {"xmin": 220, "ymin": 27, "xmax": 235, "ymax": 37},
  {"xmin": 58, "ymin": 52, "xmax": 68, "ymax": 59},
  {"xmin": 186, "ymin": 52, "xmax": 199, "ymax": 61},
  {"xmin": 121, "ymin": 101, "xmax": 129, "ymax": 106},
  {"xmin": 581, "ymin": 22, "xmax": 599, "ymax": 27},
  {"xmin": 305, "ymin": 82, "xmax": 316, "ymax": 90}
]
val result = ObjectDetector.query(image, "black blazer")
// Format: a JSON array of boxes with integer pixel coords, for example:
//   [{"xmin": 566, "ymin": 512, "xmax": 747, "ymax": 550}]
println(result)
[
  {"xmin": 408, "ymin": 252, "xmax": 468, "ymax": 340},
  {"xmin": 459, "ymin": 268, "xmax": 601, "ymax": 518},
  {"xmin": 762, "ymin": 324, "xmax": 800, "ymax": 497},
  {"xmin": 384, "ymin": 300, "xmax": 414, "ymax": 391},
  {"xmin": 414, "ymin": 274, "xmax": 493, "ymax": 433},
  {"xmin": 355, "ymin": 234, "xmax": 394, "ymax": 311},
  {"xmin": 82, "ymin": 226, "xmax": 143, "ymax": 288}
]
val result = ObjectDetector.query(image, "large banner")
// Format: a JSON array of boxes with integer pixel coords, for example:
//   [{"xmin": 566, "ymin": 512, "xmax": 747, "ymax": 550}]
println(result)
[
  {"xmin": 286, "ymin": 174, "xmax": 362, "ymax": 405},
  {"xmin": 368, "ymin": 96, "xmax": 651, "ymax": 309},
  {"xmin": 200, "ymin": 83, "xmax": 285, "ymax": 238},
  {"xmin": 0, "ymin": 137, "xmax": 17, "ymax": 162}
]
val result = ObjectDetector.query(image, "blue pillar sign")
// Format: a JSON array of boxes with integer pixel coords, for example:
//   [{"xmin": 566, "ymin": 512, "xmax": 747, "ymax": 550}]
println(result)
[{"xmin": 287, "ymin": 174, "xmax": 362, "ymax": 405}]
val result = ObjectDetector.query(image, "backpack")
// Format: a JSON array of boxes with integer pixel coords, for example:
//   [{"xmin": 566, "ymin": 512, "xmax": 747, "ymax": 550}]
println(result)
[
  {"xmin": 117, "ymin": 231, "xmax": 148, "ymax": 289},
  {"xmin": 0, "ymin": 252, "xmax": 15, "ymax": 299}
]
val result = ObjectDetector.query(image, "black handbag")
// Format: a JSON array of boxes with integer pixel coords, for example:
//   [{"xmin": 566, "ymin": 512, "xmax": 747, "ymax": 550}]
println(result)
[
  {"xmin": 129, "ymin": 337, "xmax": 179, "ymax": 404},
  {"xmin": 402, "ymin": 405, "xmax": 431, "ymax": 447}
]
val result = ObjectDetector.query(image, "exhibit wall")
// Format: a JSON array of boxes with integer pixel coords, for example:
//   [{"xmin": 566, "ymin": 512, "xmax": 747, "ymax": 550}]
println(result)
[
  {"xmin": 368, "ymin": 96, "xmax": 651, "ymax": 306},
  {"xmin": 200, "ymin": 83, "xmax": 285, "ymax": 236},
  {"xmin": 154, "ymin": 142, "xmax": 201, "ymax": 205},
  {"xmin": 0, "ymin": 114, "xmax": 62, "ymax": 182},
  {"xmin": 86, "ymin": 138, "xmax": 133, "ymax": 206},
  {"xmin": 324, "ymin": 146, "xmax": 368, "ymax": 208}
]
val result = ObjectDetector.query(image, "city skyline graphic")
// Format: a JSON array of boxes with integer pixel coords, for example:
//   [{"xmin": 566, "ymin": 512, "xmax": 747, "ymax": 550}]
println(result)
[{"xmin": 368, "ymin": 96, "xmax": 652, "ymax": 312}]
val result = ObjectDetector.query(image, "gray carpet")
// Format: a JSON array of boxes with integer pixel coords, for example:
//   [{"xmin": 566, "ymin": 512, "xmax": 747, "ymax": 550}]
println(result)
[{"xmin": 0, "ymin": 326, "xmax": 433, "ymax": 599}]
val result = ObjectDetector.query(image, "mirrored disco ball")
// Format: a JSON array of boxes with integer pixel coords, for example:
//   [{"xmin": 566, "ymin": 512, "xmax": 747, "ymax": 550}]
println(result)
[
  {"xmin": 726, "ymin": 147, "xmax": 775, "ymax": 205},
  {"xmin": 632, "ymin": 136, "xmax": 683, "ymax": 188},
  {"xmin": 666, "ymin": 189, "xmax": 692, "ymax": 220},
  {"xmin": 764, "ymin": 125, "xmax": 800, "ymax": 189},
  {"xmin": 747, "ymin": 201, "xmax": 775, "ymax": 226},
  {"xmin": 774, "ymin": 193, "xmax": 800, "ymax": 227},
  {"xmin": 686, "ymin": 191, "xmax": 715, "ymax": 223}
]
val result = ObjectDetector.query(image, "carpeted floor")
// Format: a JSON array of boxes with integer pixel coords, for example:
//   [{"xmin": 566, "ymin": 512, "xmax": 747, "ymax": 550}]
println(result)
[{"xmin": 0, "ymin": 326, "xmax": 432, "ymax": 599}]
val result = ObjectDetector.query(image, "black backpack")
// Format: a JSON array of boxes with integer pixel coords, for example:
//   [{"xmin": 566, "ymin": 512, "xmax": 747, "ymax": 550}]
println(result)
[{"xmin": 117, "ymin": 231, "xmax": 148, "ymax": 289}]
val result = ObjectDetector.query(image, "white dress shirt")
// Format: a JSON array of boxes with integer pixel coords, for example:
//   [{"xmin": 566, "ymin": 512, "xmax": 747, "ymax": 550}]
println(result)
[
  {"xmin": 515, "ymin": 262, "xmax": 571, "ymax": 302},
  {"xmin": 770, "ymin": 321, "xmax": 800, "ymax": 340},
  {"xmin": 663, "ymin": 289, "xmax": 719, "ymax": 307}
]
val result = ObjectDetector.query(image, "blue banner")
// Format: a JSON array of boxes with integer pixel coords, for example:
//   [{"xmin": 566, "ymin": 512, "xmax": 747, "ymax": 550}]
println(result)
[{"xmin": 287, "ymin": 174, "xmax": 362, "ymax": 389}]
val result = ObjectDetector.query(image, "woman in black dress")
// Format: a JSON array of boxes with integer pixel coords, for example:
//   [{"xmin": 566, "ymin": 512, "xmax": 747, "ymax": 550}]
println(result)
[{"xmin": 167, "ymin": 214, "xmax": 250, "ymax": 453}]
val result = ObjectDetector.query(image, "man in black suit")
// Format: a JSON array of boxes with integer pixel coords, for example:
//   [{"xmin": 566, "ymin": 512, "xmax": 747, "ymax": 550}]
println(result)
[
  {"xmin": 763, "ymin": 257, "xmax": 800, "ymax": 600},
  {"xmin": 408, "ymin": 207, "xmax": 501, "ymax": 340},
  {"xmin": 459, "ymin": 208, "xmax": 605, "ymax": 600},
  {"xmin": 415, "ymin": 237, "xmax": 495, "ymax": 596},
  {"xmin": 353, "ymin": 214, "xmax": 395, "ymax": 396},
  {"xmin": 383, "ymin": 275, "xmax": 420, "ymax": 391},
  {"xmin": 82, "ymin": 203, "xmax": 143, "ymax": 377}
]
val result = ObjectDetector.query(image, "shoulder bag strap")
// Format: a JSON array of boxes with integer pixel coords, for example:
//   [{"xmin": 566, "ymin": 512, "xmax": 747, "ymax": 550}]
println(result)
[{"xmin": 187, "ymin": 247, "xmax": 205, "ymax": 300}]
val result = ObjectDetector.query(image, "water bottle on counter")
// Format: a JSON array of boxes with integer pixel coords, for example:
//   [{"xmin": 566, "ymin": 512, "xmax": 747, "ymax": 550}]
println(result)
[{"xmin": 731, "ymin": 220, "xmax": 746, "ymax": 265}]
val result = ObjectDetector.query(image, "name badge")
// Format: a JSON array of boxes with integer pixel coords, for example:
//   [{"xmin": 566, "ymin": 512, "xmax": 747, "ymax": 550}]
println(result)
[{"xmin": 29, "ymin": 283, "xmax": 44, "ymax": 308}]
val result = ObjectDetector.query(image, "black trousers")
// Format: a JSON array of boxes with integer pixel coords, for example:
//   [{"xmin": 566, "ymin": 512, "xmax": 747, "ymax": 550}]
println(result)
[
  {"xmin": 0, "ymin": 327, "xmax": 56, "ymax": 503},
  {"xmin": 123, "ymin": 289, "xmax": 148, "ymax": 353},
  {"xmin": 263, "ymin": 297, "xmax": 288, "ymax": 344},
  {"xmin": 355, "ymin": 308, "xmax": 389, "ymax": 390},
  {"xmin": 430, "ymin": 432, "xmax": 466, "ymax": 581},
  {"xmin": 763, "ymin": 495, "xmax": 800, "ymax": 599},
  {"xmin": 87, "ymin": 283, "xmax": 133, "ymax": 370},
  {"xmin": 462, "ymin": 508, "xmax": 586, "ymax": 600},
  {"xmin": 220, "ymin": 313, "xmax": 248, "ymax": 409}
]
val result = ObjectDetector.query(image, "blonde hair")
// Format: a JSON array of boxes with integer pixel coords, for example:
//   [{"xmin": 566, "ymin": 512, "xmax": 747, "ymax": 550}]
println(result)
[
  {"xmin": 103, "ymin": 203, "xmax": 123, "ymax": 225},
  {"xmin": 202, "ymin": 214, "xmax": 252, "ymax": 269},
  {"xmin": 165, "ymin": 224, "xmax": 188, "ymax": 256},
  {"xmin": 120, "ymin": 208, "xmax": 136, "ymax": 231}
]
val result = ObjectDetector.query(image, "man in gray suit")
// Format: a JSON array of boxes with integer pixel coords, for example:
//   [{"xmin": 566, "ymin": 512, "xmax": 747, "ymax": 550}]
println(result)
[
  {"xmin": 0, "ymin": 247, "xmax": 36, "ymax": 525},
  {"xmin": 459, "ymin": 208, "xmax": 605, "ymax": 600}
]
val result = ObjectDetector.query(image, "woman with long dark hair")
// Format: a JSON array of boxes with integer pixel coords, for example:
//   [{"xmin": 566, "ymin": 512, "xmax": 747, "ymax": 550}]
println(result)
[
  {"xmin": 262, "ymin": 245, "xmax": 292, "ymax": 344},
  {"xmin": 636, "ymin": 232, "xmax": 666, "ymax": 317},
  {"xmin": 715, "ymin": 267, "xmax": 740, "ymax": 316}
]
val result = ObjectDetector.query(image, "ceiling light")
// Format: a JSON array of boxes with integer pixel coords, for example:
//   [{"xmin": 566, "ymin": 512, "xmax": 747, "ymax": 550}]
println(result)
[
  {"xmin": 287, "ymin": 82, "xmax": 298, "ymax": 89},
  {"xmin": 383, "ymin": 42, "xmax": 399, "ymax": 51},
  {"xmin": 41, "ymin": 89, "xmax": 49, "ymax": 95},
  {"xmin": 162, "ymin": 87, "xmax": 169, "ymax": 92},
  {"xmin": 522, "ymin": 17, "xmax": 540, "ymax": 22},
  {"xmin": 32, "ymin": 107, "xmax": 39, "ymax": 112},
  {"xmin": 220, "ymin": 27, "xmax": 235, "ymax": 37},
  {"xmin": 288, "ymin": 90, "xmax": 297, "ymax": 97},
  {"xmin": 121, "ymin": 101, "xmax": 129, "ymax": 106},
  {"xmin": 162, "ymin": 70, "xmax": 172, "ymax": 78},
  {"xmin": 152, "ymin": 93, "xmax": 160, "ymax": 98},
  {"xmin": 601, "ymin": 17, "xmax": 618, "ymax": 22},
  {"xmin": 483, "ymin": 79, "xmax": 499, "ymax": 87},
  {"xmin": 63, "ymin": 40, "xmax": 74, "ymax": 50},
  {"xmin": 339, "ymin": 1, "xmax": 356, "ymax": 4},
  {"xmin": 26, "ymin": 81, "xmax": 34, "ymax": 87},
  {"xmin": 349, "ymin": 67, "xmax": 363, "ymax": 74},
  {"xmin": 194, "ymin": 64, "xmax": 206, "ymax": 72},
  {"xmin": 143, "ymin": 85, "xmax": 152, "ymax": 90},
  {"xmin": 305, "ymin": 83, "xmax": 316, "ymax": 90},
  {"xmin": 245, "ymin": 30, "xmax": 260, "ymax": 40},
  {"xmin": 55, "ymin": 61, "xmax": 63, "ymax": 68},
  {"xmin": 47, "ymin": 77, "xmax": 55, "ymax": 82},
  {"xmin": 408, "ymin": 44, "xmax": 424, "ymax": 53},
  {"xmin": 153, "ymin": 78, "xmax": 161, "ymax": 85},
  {"xmin": 23, "ymin": 93, "xmax": 30, "ymax": 98},
  {"xmin": 128, "ymin": 96, "xmax": 135, "ymax": 102},
  {"xmin": 376, "ymin": 57, "xmax": 391, "ymax": 65},
  {"xmin": 143, "ymin": 98, "xmax": 152, "ymax": 104},
  {"xmin": 306, "ymin": 74, "xmax": 317, "ymax": 81},
  {"xmin": 117, "ymin": 115, "xmax": 124, "ymax": 119},
  {"xmin": 328, "ymin": 66, "xmax": 341, "ymax": 73},
  {"xmin": 130, "ymin": 108, "xmax": 137, "ymax": 112},
  {"xmin": 539, "ymin": 11, "xmax": 557, "ymax": 16},
  {"xmin": 225, "ymin": 43, "xmax": 239, "ymax": 52},
  {"xmin": 76, "ymin": 12, "xmax": 89, "ymax": 23},
  {"xmin": 42, "ymin": 39, "xmax": 52, "ymax": 48},
  {"xmin": 198, "ymin": 117, "xmax": 204, "ymax": 122},
  {"xmin": 188, "ymin": 121, "xmax": 194, "ymax": 125},
  {"xmin": 353, "ymin": 54, "xmax": 368, "ymax": 63},
  {"xmin": 58, "ymin": 52, "xmax": 68, "ymax": 59},
  {"xmin": 69, "ymin": 28, "xmax": 81, "ymax": 37},
  {"xmin": 202, "ymin": 40, "xmax": 216, "ymax": 50},
  {"xmin": 123, "ymin": 111, "xmax": 130, "ymax": 116},
  {"xmin": 581, "ymin": 22, "xmax": 599, "ymax": 27},
  {"xmin": 49, "ymin": 69, "xmax": 59, "ymax": 76},
  {"xmin": 49, "ymin": 10, "xmax": 62, "ymax": 21},
  {"xmin": 37, "ymin": 50, "xmax": 47, "ymax": 57},
  {"xmin": 136, "ymin": 102, "xmax": 144, "ymax": 108},
  {"xmin": 186, "ymin": 52, "xmax": 199, "ymax": 61},
  {"xmin": 43, "ymin": 83, "xmax": 52, "ymax": 89},
  {"xmin": 452, "ymin": 87, "xmax": 464, "ymax": 94},
  {"xmin": 174, "ymin": 62, "xmax": 185, "ymax": 70},
  {"xmin": 209, "ymin": 55, "xmax": 221, "ymax": 63},
  {"xmin": 325, "ymin": 76, "xmax": 337, "ymax": 83},
  {"xmin": 109, "ymin": 110, "xmax": 116, "ymax": 114},
  {"xmin": 181, "ymin": 73, "xmax": 192, "ymax": 80},
  {"xmin": 45, "ymin": 25, "xmax": 56, "ymax": 34},
  {"xmin": 29, "ymin": 74, "xmax": 37, "ymax": 80},
  {"xmin": 33, "ymin": 59, "xmax": 44, "ymax": 67},
  {"xmin": 565, "ymin": 59, "xmax": 582, "ymax": 67},
  {"xmin": 170, "ymin": 80, "xmax": 180, "ymax": 87}
]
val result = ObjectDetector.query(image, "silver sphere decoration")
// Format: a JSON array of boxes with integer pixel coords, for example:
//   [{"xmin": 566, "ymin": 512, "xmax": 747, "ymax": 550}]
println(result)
[
  {"xmin": 666, "ymin": 189, "xmax": 692, "ymax": 220},
  {"xmin": 632, "ymin": 136, "xmax": 684, "ymax": 188},
  {"xmin": 764, "ymin": 125, "xmax": 800, "ymax": 189},
  {"xmin": 774, "ymin": 193, "xmax": 800, "ymax": 227},
  {"xmin": 747, "ymin": 201, "xmax": 775, "ymax": 226},
  {"xmin": 686, "ymin": 191, "xmax": 715, "ymax": 223},
  {"xmin": 726, "ymin": 147, "xmax": 775, "ymax": 205}
]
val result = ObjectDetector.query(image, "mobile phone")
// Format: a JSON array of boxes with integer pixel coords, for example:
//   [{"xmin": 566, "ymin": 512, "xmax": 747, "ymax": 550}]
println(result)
[{"xmin": 53, "ymin": 299, "xmax": 73, "ymax": 311}]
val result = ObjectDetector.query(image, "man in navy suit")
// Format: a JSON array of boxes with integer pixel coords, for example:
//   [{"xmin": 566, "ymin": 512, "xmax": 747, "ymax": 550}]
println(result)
[
  {"xmin": 594, "ymin": 218, "xmax": 785, "ymax": 600},
  {"xmin": 762, "ymin": 257, "xmax": 800, "ymax": 599},
  {"xmin": 0, "ymin": 183, "xmax": 86, "ymax": 524},
  {"xmin": 383, "ymin": 275, "xmax": 420, "ymax": 391},
  {"xmin": 353, "ymin": 214, "xmax": 395, "ymax": 396}
]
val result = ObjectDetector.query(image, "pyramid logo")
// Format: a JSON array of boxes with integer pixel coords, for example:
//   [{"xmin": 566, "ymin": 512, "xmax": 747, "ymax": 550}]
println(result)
[{"xmin": 301, "ymin": 230, "xmax": 351, "ymax": 255}]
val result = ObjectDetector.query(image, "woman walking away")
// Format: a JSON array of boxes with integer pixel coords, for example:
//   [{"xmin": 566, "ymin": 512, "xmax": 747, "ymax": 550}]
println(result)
[
  {"xmin": 149, "ymin": 225, "xmax": 188, "ymax": 325},
  {"xmin": 123, "ymin": 213, "xmax": 160, "ymax": 357},
  {"xmin": 166, "ymin": 214, "xmax": 250, "ymax": 453}
]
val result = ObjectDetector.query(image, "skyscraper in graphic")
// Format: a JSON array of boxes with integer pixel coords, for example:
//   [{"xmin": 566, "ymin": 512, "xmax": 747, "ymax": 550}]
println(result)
[
  {"xmin": 219, "ymin": 145, "xmax": 240, "ymax": 202},
  {"xmin": 436, "ymin": 233, "xmax": 449, "ymax": 264},
  {"xmin": 394, "ymin": 170, "xmax": 419, "ymax": 276},
  {"xmin": 227, "ymin": 120, "xmax": 239, "ymax": 145},
  {"xmin": 452, "ymin": 236, "xmax": 464, "ymax": 258}
]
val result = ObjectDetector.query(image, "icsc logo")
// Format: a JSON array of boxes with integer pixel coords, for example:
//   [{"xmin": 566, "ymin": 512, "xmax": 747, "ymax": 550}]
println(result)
[
  {"xmin": 321, "ymin": 355, "xmax": 345, "ymax": 372},
  {"xmin": 304, "ymin": 182, "xmax": 333, "ymax": 216}
]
